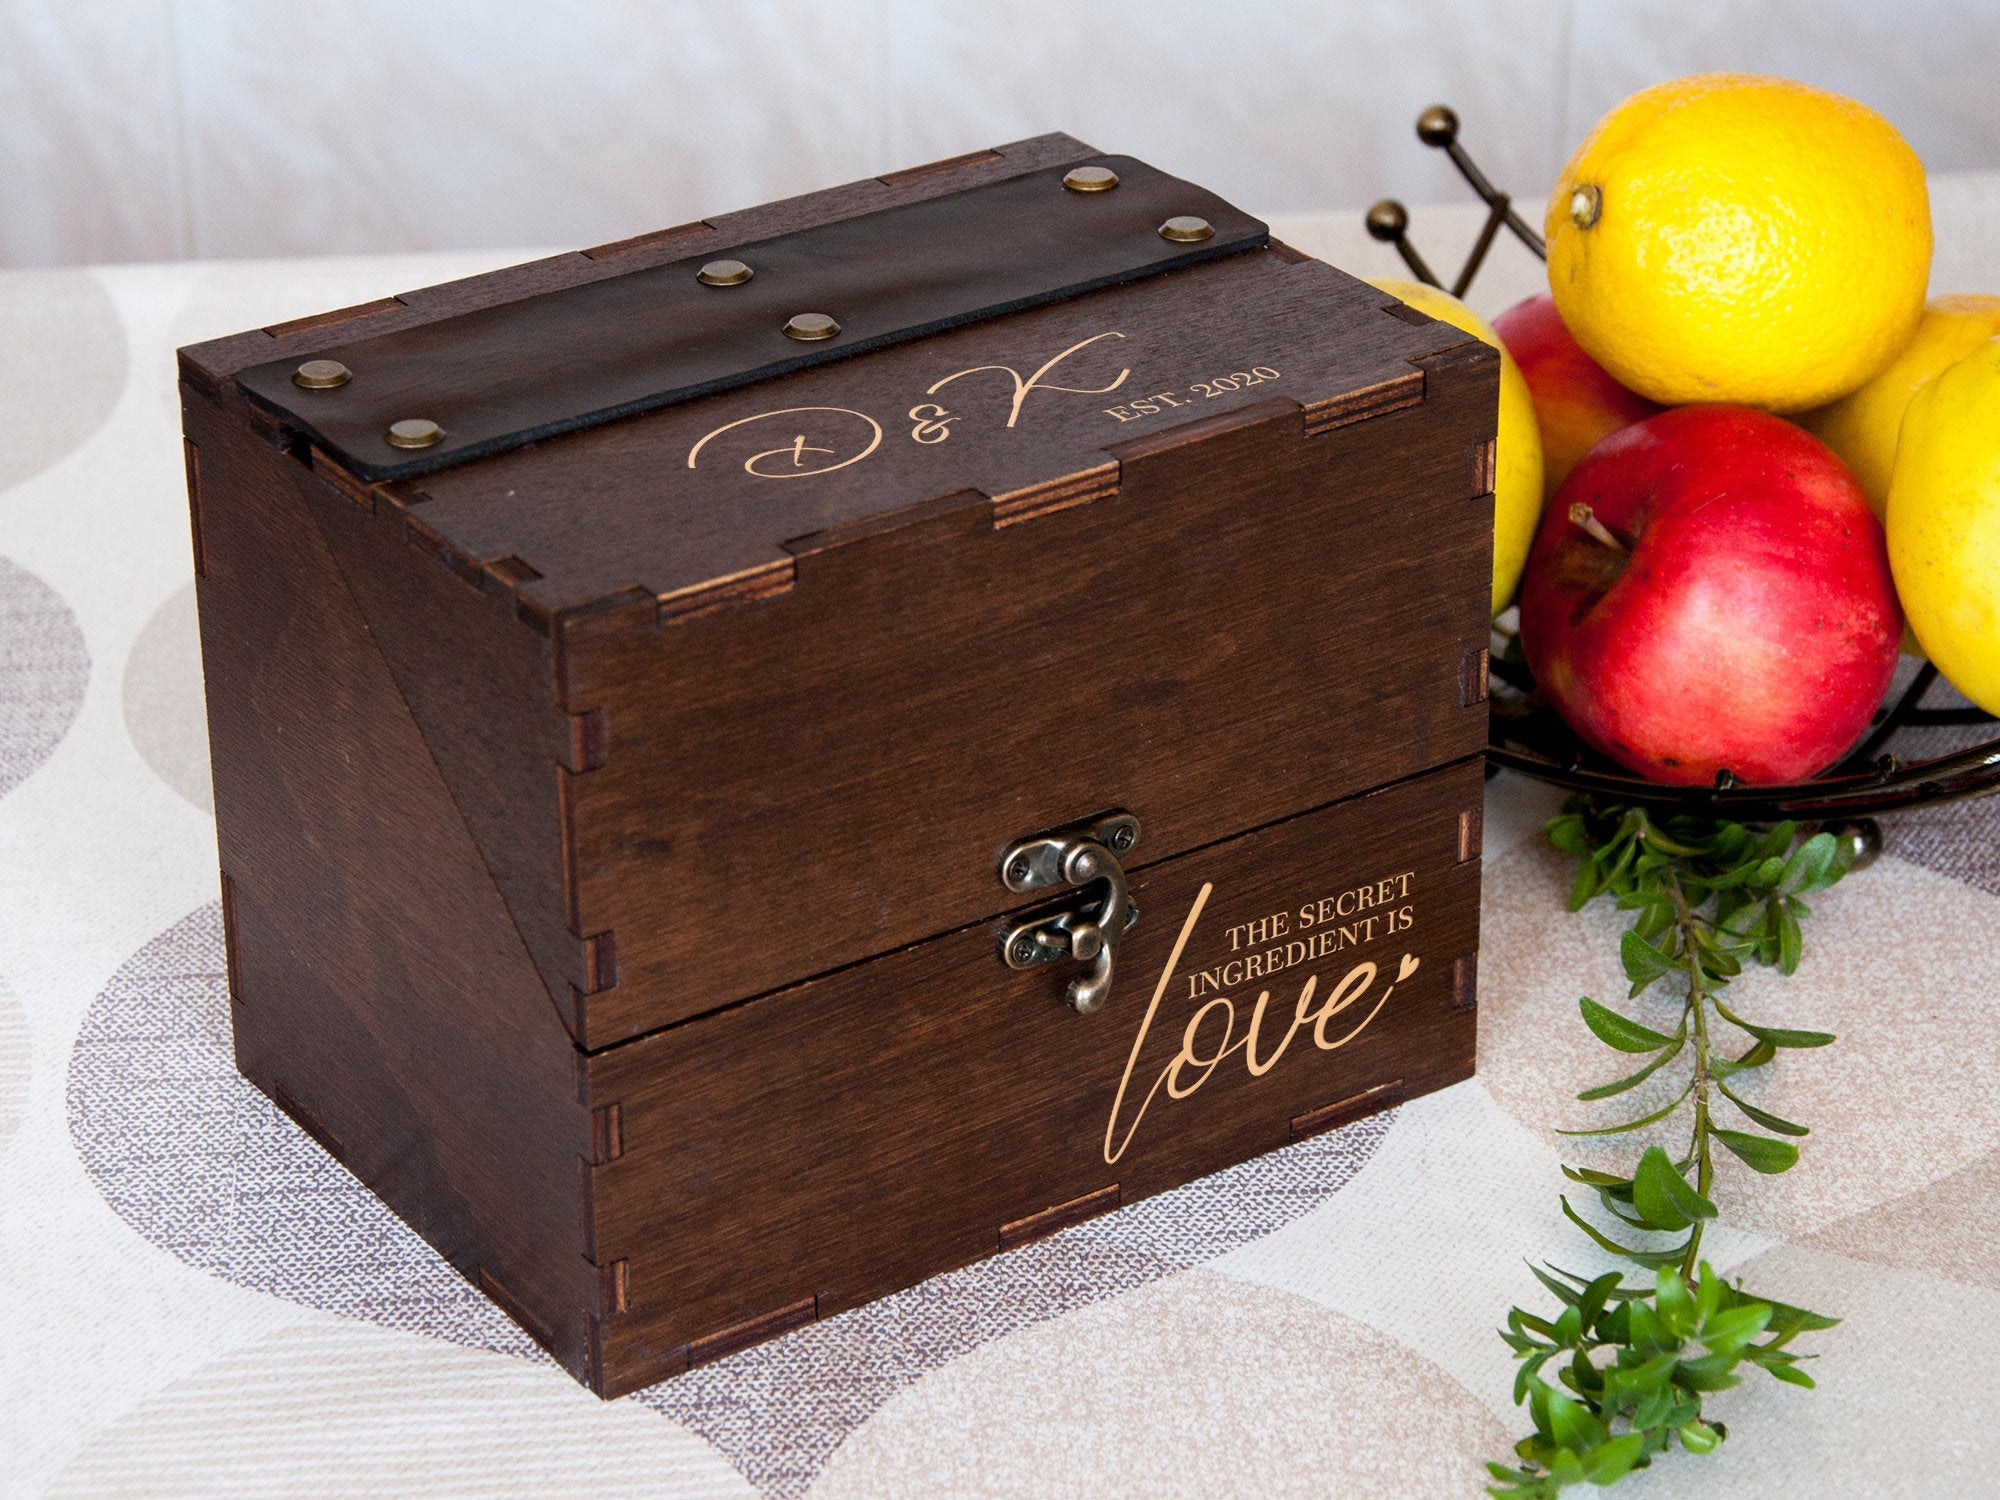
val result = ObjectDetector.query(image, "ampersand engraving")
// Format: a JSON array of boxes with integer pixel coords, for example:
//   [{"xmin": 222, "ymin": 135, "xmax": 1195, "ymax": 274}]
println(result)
[{"xmin": 907, "ymin": 403, "xmax": 956, "ymax": 444}]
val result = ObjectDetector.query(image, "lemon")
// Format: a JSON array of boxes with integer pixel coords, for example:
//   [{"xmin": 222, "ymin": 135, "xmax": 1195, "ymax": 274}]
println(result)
[
  {"xmin": 1885, "ymin": 334, "xmax": 2000, "ymax": 713},
  {"xmin": 1801, "ymin": 294, "xmax": 2000, "ymax": 516},
  {"xmin": 1367, "ymin": 276, "xmax": 1544, "ymax": 614},
  {"xmin": 1546, "ymin": 73, "xmax": 1931, "ymax": 412}
]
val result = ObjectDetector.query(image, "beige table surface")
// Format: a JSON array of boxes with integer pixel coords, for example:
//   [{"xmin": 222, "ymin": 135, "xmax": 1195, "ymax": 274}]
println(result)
[{"xmin": 4, "ymin": 181, "xmax": 2000, "ymax": 1497}]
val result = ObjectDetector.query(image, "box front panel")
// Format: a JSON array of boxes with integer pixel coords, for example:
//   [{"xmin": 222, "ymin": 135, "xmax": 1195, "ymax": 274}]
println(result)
[
  {"xmin": 562, "ymin": 337, "xmax": 1495, "ymax": 1043},
  {"xmin": 584, "ymin": 756, "xmax": 1483, "ymax": 1396}
]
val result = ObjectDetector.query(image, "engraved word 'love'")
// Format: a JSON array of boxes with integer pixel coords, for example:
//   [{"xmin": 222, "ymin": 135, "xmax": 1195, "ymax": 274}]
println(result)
[{"xmin": 1103, "ymin": 882, "xmax": 1419, "ymax": 1166}]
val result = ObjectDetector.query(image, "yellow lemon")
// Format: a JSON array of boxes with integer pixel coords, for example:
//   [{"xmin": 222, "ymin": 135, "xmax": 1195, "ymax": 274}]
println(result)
[
  {"xmin": 1801, "ymin": 294, "xmax": 2000, "ymax": 516},
  {"xmin": 1367, "ymin": 276, "xmax": 1544, "ymax": 614},
  {"xmin": 1546, "ymin": 73, "xmax": 1931, "ymax": 412},
  {"xmin": 1886, "ymin": 334, "xmax": 2000, "ymax": 713}
]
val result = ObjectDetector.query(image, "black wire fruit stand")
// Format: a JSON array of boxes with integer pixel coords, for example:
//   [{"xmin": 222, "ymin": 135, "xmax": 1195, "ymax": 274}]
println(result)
[{"xmin": 1367, "ymin": 106, "xmax": 2000, "ymax": 851}]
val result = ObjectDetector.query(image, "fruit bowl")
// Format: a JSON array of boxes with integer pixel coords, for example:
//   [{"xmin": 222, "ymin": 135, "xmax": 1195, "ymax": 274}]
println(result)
[{"xmin": 1369, "ymin": 105, "xmax": 2000, "ymax": 827}]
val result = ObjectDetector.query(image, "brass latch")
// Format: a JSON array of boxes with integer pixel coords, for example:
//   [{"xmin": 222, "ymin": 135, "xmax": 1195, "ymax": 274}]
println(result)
[{"xmin": 998, "ymin": 812, "xmax": 1140, "ymax": 1015}]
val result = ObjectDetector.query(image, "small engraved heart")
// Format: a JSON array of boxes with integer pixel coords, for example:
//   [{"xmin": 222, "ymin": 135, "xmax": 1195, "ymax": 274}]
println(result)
[{"xmin": 1398, "ymin": 953, "xmax": 1420, "ymax": 982}]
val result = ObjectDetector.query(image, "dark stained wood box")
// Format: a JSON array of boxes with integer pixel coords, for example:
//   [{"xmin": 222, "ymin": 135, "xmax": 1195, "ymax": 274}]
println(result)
[{"xmin": 177, "ymin": 133, "xmax": 1497, "ymax": 1397}]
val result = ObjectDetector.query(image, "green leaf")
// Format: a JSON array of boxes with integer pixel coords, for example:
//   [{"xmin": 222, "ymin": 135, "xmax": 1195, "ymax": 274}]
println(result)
[
  {"xmin": 1712, "ymin": 997, "xmax": 1835, "ymax": 1049},
  {"xmin": 1578, "ymin": 1033, "xmax": 1686, "ymax": 1100},
  {"xmin": 1630, "ymin": 1386, "xmax": 1675, "ymax": 1432},
  {"xmin": 1709, "ymin": 1039, "xmax": 1777, "ymax": 1079},
  {"xmin": 1672, "ymin": 1350, "xmax": 1743, "ymax": 1392},
  {"xmin": 1633, "ymin": 1146, "xmax": 1718, "ymax": 1231},
  {"xmin": 1678, "ymin": 1420, "xmax": 1724, "ymax": 1455},
  {"xmin": 1541, "ymin": 1380, "xmax": 1607, "ymax": 1451},
  {"xmin": 1694, "ymin": 1262, "xmax": 1724, "ymax": 1327},
  {"xmin": 1655, "ymin": 1265, "xmax": 1697, "ymax": 1338},
  {"xmin": 1777, "ymin": 902, "xmax": 1804, "ymax": 975},
  {"xmin": 1600, "ymin": 839, "xmax": 1640, "ymax": 900},
  {"xmin": 1700, "ymin": 1302, "xmax": 1774, "ymax": 1356},
  {"xmin": 1526, "ymin": 1263, "xmax": 1583, "ymax": 1308},
  {"xmin": 1750, "ymin": 821, "xmax": 1799, "ymax": 862},
  {"xmin": 1625, "ymin": 1298, "xmax": 1670, "ymax": 1355},
  {"xmin": 1712, "ymin": 1127, "xmax": 1801, "ymax": 1175},
  {"xmin": 1761, "ymin": 1298, "xmax": 1841, "ymax": 1337},
  {"xmin": 1716, "ymin": 1079, "xmax": 1810, "ymax": 1137},
  {"xmin": 1560, "ymin": 1197, "xmax": 1690, "ymax": 1268},
  {"xmin": 1578, "ymin": 996, "xmax": 1676, "ymax": 1054},
  {"xmin": 1778, "ymin": 832, "xmax": 1837, "ymax": 896},
  {"xmin": 1547, "ymin": 813, "xmax": 1592, "ymax": 854},
  {"xmin": 1577, "ymin": 1271, "xmax": 1625, "ymax": 1330},
  {"xmin": 1633, "ymin": 898, "xmax": 1674, "ymax": 943},
  {"xmin": 1582, "ymin": 1431, "xmax": 1647, "ymax": 1485},
  {"xmin": 1557, "ymin": 1082, "xmax": 1693, "ymax": 1137},
  {"xmin": 1512, "ymin": 1349, "xmax": 1555, "ymax": 1407},
  {"xmin": 1555, "ymin": 1307, "xmax": 1586, "ymax": 1350},
  {"xmin": 1562, "ymin": 1164, "xmax": 1633, "ymax": 1189},
  {"xmin": 1641, "ymin": 824, "xmax": 1704, "ymax": 858},
  {"xmin": 1621, "ymin": 928, "xmax": 1677, "ymax": 992},
  {"xmin": 1570, "ymin": 854, "xmax": 1604, "ymax": 912}
]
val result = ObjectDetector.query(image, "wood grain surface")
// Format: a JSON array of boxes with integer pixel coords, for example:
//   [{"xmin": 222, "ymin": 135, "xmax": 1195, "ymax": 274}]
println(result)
[
  {"xmin": 183, "ymin": 390, "xmax": 598, "ymax": 1375},
  {"xmin": 556, "ymin": 338, "xmax": 1494, "ymax": 1042},
  {"xmin": 178, "ymin": 134, "xmax": 1497, "ymax": 1398},
  {"xmin": 582, "ymin": 757, "xmax": 1483, "ymax": 1396}
]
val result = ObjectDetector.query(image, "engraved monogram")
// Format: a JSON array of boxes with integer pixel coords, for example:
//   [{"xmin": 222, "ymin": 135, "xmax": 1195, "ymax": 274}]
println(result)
[{"xmin": 686, "ymin": 329, "xmax": 1132, "ymax": 478}]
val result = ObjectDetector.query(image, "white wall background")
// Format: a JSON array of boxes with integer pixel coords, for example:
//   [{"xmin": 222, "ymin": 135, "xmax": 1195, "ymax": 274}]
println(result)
[{"xmin": 4, "ymin": 0, "xmax": 1997, "ymax": 268}]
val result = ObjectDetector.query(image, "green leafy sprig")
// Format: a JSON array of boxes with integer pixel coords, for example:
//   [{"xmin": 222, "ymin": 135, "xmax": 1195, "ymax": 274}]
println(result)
[{"xmin": 1488, "ymin": 802, "xmax": 1852, "ymax": 1496}]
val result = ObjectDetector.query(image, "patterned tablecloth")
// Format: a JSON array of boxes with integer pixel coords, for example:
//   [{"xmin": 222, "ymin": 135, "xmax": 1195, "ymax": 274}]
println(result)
[{"xmin": 5, "ymin": 187, "xmax": 2000, "ymax": 1498}]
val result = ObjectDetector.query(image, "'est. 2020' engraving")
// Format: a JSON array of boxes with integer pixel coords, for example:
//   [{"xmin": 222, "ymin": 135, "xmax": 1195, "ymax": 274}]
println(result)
[{"xmin": 1104, "ymin": 872, "xmax": 1421, "ymax": 1166}]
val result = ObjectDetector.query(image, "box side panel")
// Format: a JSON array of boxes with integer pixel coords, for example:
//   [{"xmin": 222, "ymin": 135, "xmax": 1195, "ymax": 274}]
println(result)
[
  {"xmin": 295, "ymin": 469, "xmax": 601, "ymax": 1037},
  {"xmin": 183, "ymin": 391, "xmax": 598, "ymax": 1378},
  {"xmin": 561, "ymin": 343, "xmax": 1496, "ymax": 1041},
  {"xmin": 585, "ymin": 756, "xmax": 1484, "ymax": 1397}
]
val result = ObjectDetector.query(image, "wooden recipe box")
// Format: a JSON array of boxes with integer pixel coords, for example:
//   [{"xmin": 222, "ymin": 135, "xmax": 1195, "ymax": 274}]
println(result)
[{"xmin": 177, "ymin": 133, "xmax": 1497, "ymax": 1397}]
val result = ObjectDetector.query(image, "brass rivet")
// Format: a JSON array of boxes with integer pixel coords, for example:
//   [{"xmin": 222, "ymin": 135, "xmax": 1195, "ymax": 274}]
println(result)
[
  {"xmin": 291, "ymin": 358, "xmax": 351, "ymax": 390},
  {"xmin": 783, "ymin": 312, "xmax": 840, "ymax": 341},
  {"xmin": 1570, "ymin": 184, "xmax": 1602, "ymax": 229},
  {"xmin": 1063, "ymin": 165, "xmax": 1120, "ymax": 193},
  {"xmin": 385, "ymin": 418, "xmax": 444, "ymax": 449},
  {"xmin": 1159, "ymin": 215, "xmax": 1214, "ymax": 243},
  {"xmin": 697, "ymin": 258, "xmax": 753, "ymax": 287}
]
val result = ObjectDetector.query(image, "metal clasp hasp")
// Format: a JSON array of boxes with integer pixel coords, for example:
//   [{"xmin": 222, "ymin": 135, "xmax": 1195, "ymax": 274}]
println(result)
[{"xmin": 998, "ymin": 813, "xmax": 1140, "ymax": 1015}]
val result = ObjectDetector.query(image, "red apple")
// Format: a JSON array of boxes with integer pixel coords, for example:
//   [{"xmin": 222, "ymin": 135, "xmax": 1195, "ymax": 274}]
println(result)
[
  {"xmin": 1494, "ymin": 293, "xmax": 1662, "ymax": 495},
  {"xmin": 1518, "ymin": 405, "xmax": 1902, "ymax": 785}
]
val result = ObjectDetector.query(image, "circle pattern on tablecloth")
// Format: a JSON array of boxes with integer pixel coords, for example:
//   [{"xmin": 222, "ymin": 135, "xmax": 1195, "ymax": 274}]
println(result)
[
  {"xmin": 122, "ymin": 582, "xmax": 212, "ymax": 811},
  {"xmin": 68, "ymin": 905, "xmax": 1397, "ymax": 1497},
  {"xmin": 65, "ymin": 903, "xmax": 545, "ymax": 1361},
  {"xmin": 0, "ymin": 555, "xmax": 91, "ymax": 798},
  {"xmin": 44, "ymin": 1321, "xmax": 756, "ymax": 1500},
  {"xmin": 806, "ymin": 1268, "xmax": 1507, "ymax": 1500},
  {"xmin": 0, "ymin": 268, "xmax": 125, "ymax": 493}
]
